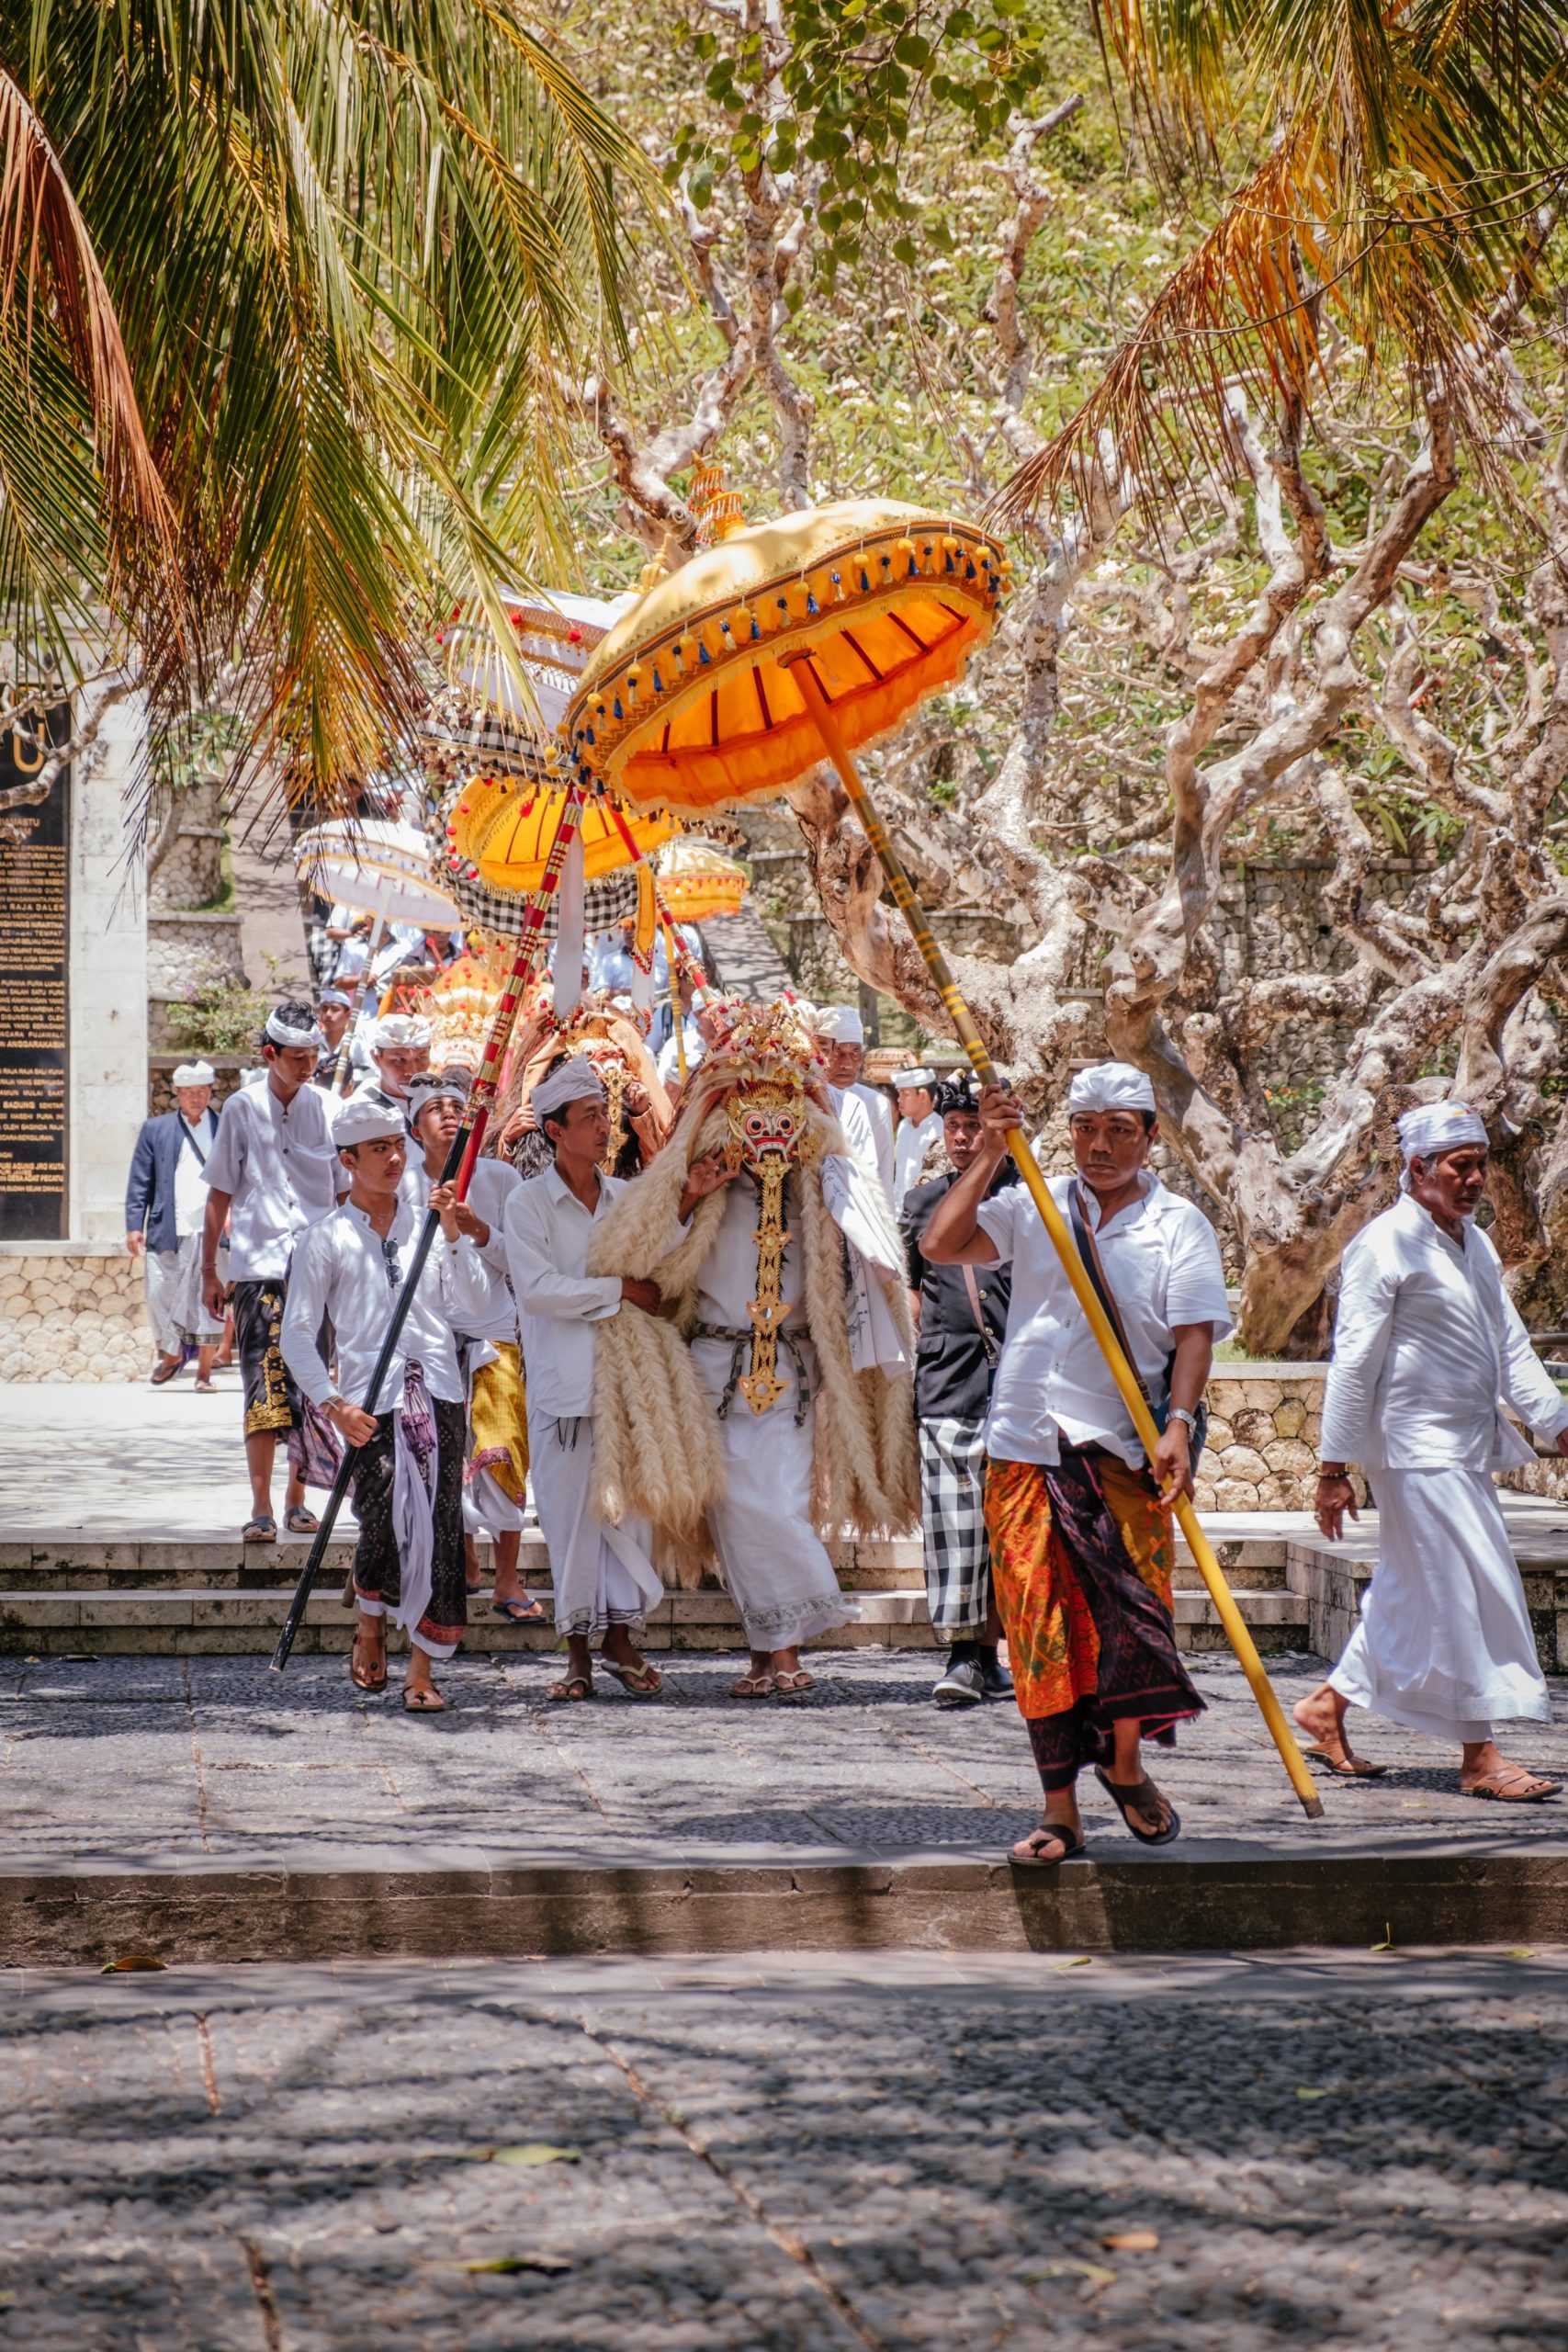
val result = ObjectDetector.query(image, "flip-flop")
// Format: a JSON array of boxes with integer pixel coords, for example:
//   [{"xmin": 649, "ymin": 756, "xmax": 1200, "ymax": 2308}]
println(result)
[
  {"xmin": 242, "ymin": 1515, "xmax": 277, "ymax": 1544},
  {"xmin": 1465, "ymin": 1769, "xmax": 1559, "ymax": 1802},
  {"xmin": 547, "ymin": 1675, "xmax": 593, "ymax": 1702},
  {"xmin": 1305, "ymin": 1742, "xmax": 1388, "ymax": 1780},
  {"xmin": 730, "ymin": 1673, "xmax": 775, "ymax": 1699},
  {"xmin": 350, "ymin": 1636, "xmax": 387, "ymax": 1694},
  {"xmin": 603, "ymin": 1659, "xmax": 662, "ymax": 1698},
  {"xmin": 1094, "ymin": 1764, "xmax": 1180, "ymax": 1846},
  {"xmin": 402, "ymin": 1687, "xmax": 448, "ymax": 1714},
  {"xmin": 1010, "ymin": 1822, "xmax": 1087, "ymax": 1868},
  {"xmin": 150, "ymin": 1359, "xmax": 181, "ymax": 1385},
  {"xmin": 772, "ymin": 1668, "xmax": 815, "ymax": 1699},
  {"xmin": 284, "ymin": 1506, "xmax": 319, "ymax": 1535},
  {"xmin": 193, "ymin": 1377, "xmax": 216, "ymax": 1394},
  {"xmin": 491, "ymin": 1595, "xmax": 547, "ymax": 1623}
]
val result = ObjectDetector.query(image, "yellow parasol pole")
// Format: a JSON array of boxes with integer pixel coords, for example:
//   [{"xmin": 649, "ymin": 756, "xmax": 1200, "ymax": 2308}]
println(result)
[
  {"xmin": 660, "ymin": 916, "xmax": 689, "ymax": 1080},
  {"xmin": 783, "ymin": 652, "xmax": 1323, "ymax": 1820}
]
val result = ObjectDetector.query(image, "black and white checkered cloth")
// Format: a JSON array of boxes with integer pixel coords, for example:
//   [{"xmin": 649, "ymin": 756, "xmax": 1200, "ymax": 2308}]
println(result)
[{"xmin": 918, "ymin": 1416, "xmax": 993, "ymax": 1637}]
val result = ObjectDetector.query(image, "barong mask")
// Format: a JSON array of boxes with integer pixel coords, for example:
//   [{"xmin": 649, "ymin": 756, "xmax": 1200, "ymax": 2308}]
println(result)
[{"xmin": 699, "ymin": 1002, "xmax": 823, "ymax": 1416}]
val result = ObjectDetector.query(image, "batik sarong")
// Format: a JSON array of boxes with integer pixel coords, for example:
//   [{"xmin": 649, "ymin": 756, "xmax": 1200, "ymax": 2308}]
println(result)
[
  {"xmin": 232, "ymin": 1278, "xmax": 299, "ymax": 1437},
  {"xmin": 349, "ymin": 1374, "xmax": 467, "ymax": 1660},
  {"xmin": 984, "ymin": 1446, "xmax": 1203, "ymax": 1791}
]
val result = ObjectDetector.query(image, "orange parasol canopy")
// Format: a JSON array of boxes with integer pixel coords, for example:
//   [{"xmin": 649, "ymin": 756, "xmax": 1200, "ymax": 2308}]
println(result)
[
  {"xmin": 565, "ymin": 498, "xmax": 1009, "ymax": 816},
  {"xmin": 655, "ymin": 838, "xmax": 748, "ymax": 923},
  {"xmin": 446, "ymin": 771, "xmax": 676, "ymax": 894}
]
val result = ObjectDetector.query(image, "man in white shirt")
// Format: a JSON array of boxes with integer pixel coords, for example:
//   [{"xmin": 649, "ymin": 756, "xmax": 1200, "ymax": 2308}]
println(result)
[
  {"xmin": 200, "ymin": 1003, "xmax": 346, "ymax": 1543},
  {"xmin": 283, "ymin": 1092, "xmax": 489, "ymax": 1713},
  {"xmin": 654, "ymin": 981, "xmax": 726, "ymax": 1095},
  {"xmin": 402, "ymin": 1073, "xmax": 539, "ymax": 1628},
  {"xmin": 922, "ymin": 1060, "xmax": 1229, "ymax": 1866},
  {"xmin": 125, "ymin": 1060, "xmax": 224, "ymax": 1389},
  {"xmin": 502, "ymin": 1057, "xmax": 666, "ymax": 1702},
  {"xmin": 353, "ymin": 1012, "xmax": 432, "ymax": 1114},
  {"xmin": 815, "ymin": 1004, "xmax": 896, "ymax": 1192},
  {"xmin": 1295, "ymin": 1101, "xmax": 1568, "ymax": 1800},
  {"xmin": 313, "ymin": 989, "xmax": 373, "ymax": 1095},
  {"xmin": 892, "ymin": 1064, "xmax": 944, "ymax": 1210}
]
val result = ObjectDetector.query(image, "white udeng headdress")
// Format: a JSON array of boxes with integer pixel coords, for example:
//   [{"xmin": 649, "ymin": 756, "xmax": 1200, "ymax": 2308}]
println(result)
[
  {"xmin": 1397, "ymin": 1101, "xmax": 1488, "ymax": 1184},
  {"xmin": 532, "ymin": 1054, "xmax": 606, "ymax": 1123},
  {"xmin": 372, "ymin": 1012, "xmax": 432, "ymax": 1051},
  {"xmin": 333, "ymin": 1094, "xmax": 406, "ymax": 1148},
  {"xmin": 172, "ymin": 1059, "xmax": 216, "ymax": 1088},
  {"xmin": 1066, "ymin": 1061, "xmax": 1156, "ymax": 1115},
  {"xmin": 264, "ymin": 1008, "xmax": 325, "ymax": 1051}
]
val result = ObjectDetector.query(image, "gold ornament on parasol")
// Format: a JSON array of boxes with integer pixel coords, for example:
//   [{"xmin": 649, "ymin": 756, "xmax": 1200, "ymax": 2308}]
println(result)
[
  {"xmin": 565, "ymin": 492, "xmax": 1322, "ymax": 1821},
  {"xmin": 656, "ymin": 837, "xmax": 749, "ymax": 924}
]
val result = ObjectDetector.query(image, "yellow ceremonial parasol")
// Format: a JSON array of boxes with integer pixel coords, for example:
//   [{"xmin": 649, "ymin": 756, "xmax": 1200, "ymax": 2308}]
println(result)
[
  {"xmin": 446, "ymin": 770, "xmax": 675, "ymax": 893},
  {"xmin": 565, "ymin": 492, "xmax": 1321, "ymax": 1820},
  {"xmin": 655, "ymin": 837, "xmax": 749, "ymax": 924}
]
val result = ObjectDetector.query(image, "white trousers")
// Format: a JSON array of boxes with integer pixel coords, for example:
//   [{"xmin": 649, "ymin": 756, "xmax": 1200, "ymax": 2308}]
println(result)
[
  {"xmin": 146, "ymin": 1235, "xmax": 223, "ymax": 1354},
  {"xmin": 692, "ymin": 1337, "xmax": 858, "ymax": 1653},
  {"xmin": 1329, "ymin": 1466, "xmax": 1550, "ymax": 1743},
  {"xmin": 527, "ymin": 1412, "xmax": 663, "ymax": 1639}
]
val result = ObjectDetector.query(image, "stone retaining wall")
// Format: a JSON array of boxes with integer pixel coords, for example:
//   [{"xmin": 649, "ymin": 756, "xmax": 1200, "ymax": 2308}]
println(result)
[
  {"xmin": 1194, "ymin": 1367, "xmax": 1327, "ymax": 1512},
  {"xmin": 0, "ymin": 1249, "xmax": 149, "ymax": 1383}
]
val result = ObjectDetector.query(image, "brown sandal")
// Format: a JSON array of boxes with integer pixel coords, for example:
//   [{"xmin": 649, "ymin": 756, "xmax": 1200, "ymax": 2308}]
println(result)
[
  {"xmin": 402, "ymin": 1686, "xmax": 447, "ymax": 1714},
  {"xmin": 547, "ymin": 1675, "xmax": 593, "ymax": 1702},
  {"xmin": 1465, "ymin": 1767, "xmax": 1559, "ymax": 1803},
  {"xmin": 1305, "ymin": 1742, "xmax": 1388, "ymax": 1780},
  {"xmin": 350, "ymin": 1633, "xmax": 387, "ymax": 1693},
  {"xmin": 1010, "ymin": 1822, "xmax": 1087, "ymax": 1868}
]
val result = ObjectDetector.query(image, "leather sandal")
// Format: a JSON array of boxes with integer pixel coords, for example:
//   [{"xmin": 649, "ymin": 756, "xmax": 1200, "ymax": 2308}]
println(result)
[
  {"xmin": 350, "ymin": 1633, "xmax": 387, "ymax": 1694},
  {"xmin": 547, "ymin": 1674, "xmax": 593, "ymax": 1702},
  {"xmin": 603, "ymin": 1659, "xmax": 661, "ymax": 1698},
  {"xmin": 730, "ymin": 1673, "xmax": 775, "ymax": 1699},
  {"xmin": 1010, "ymin": 1821, "xmax": 1087, "ymax": 1867},
  {"xmin": 1094, "ymin": 1763, "xmax": 1180, "ymax": 1846}
]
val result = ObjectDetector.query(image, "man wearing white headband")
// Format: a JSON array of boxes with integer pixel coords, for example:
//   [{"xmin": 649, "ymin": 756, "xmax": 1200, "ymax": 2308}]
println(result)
[
  {"xmin": 125, "ymin": 1059, "xmax": 226, "ymax": 1391},
  {"xmin": 353, "ymin": 1012, "xmax": 432, "ymax": 1114},
  {"xmin": 503, "ymin": 1056, "xmax": 666, "ymax": 1700},
  {"xmin": 312, "ymin": 989, "xmax": 372, "ymax": 1094},
  {"xmin": 1295, "ymin": 1099, "xmax": 1568, "ymax": 1799},
  {"xmin": 922, "ymin": 1058, "xmax": 1229, "ymax": 1864},
  {"xmin": 654, "ymin": 977, "xmax": 724, "ymax": 1098},
  {"xmin": 198, "ymin": 1001, "xmax": 345, "ymax": 1542},
  {"xmin": 892, "ymin": 1064, "xmax": 942, "ymax": 1211},
  {"xmin": 401, "ymin": 1073, "xmax": 537, "ymax": 1627},
  {"xmin": 281, "ymin": 1091, "xmax": 491, "ymax": 1712},
  {"xmin": 814, "ymin": 1003, "xmax": 896, "ymax": 1193}
]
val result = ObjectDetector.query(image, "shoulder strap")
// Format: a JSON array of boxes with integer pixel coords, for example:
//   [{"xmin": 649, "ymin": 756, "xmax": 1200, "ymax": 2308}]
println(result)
[
  {"xmin": 1067, "ymin": 1182, "xmax": 1153, "ymax": 1409},
  {"xmin": 959, "ymin": 1263, "xmax": 998, "ymax": 1363},
  {"xmin": 175, "ymin": 1114, "xmax": 210, "ymax": 1170}
]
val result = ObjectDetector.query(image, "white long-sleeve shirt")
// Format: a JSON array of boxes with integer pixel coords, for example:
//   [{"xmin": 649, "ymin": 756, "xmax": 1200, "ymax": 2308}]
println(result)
[
  {"xmin": 280, "ymin": 1198, "xmax": 491, "ymax": 1412},
  {"xmin": 1320, "ymin": 1192, "xmax": 1568, "ymax": 1470},
  {"xmin": 850, "ymin": 1082, "xmax": 896, "ymax": 1191},
  {"xmin": 503, "ymin": 1164, "xmax": 627, "ymax": 1418},
  {"xmin": 401, "ymin": 1156, "xmax": 520, "ymax": 1346},
  {"xmin": 893, "ymin": 1110, "xmax": 943, "ymax": 1211}
]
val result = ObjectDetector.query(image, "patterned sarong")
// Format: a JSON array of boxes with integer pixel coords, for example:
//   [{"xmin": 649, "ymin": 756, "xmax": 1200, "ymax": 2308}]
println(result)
[
  {"xmin": 468, "ymin": 1340, "xmax": 528, "ymax": 1503},
  {"xmin": 985, "ymin": 1447, "xmax": 1203, "ymax": 1791}
]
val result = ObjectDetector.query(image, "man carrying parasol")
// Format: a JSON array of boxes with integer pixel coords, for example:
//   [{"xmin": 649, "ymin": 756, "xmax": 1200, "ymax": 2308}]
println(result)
[{"xmin": 921, "ymin": 1062, "xmax": 1229, "ymax": 1861}]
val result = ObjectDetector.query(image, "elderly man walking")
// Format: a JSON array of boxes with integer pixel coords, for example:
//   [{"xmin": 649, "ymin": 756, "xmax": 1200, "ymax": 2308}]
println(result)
[
  {"xmin": 1294, "ymin": 1102, "xmax": 1568, "ymax": 1800},
  {"xmin": 125, "ymin": 1060, "xmax": 224, "ymax": 1388},
  {"xmin": 922, "ymin": 1061, "xmax": 1230, "ymax": 1863}
]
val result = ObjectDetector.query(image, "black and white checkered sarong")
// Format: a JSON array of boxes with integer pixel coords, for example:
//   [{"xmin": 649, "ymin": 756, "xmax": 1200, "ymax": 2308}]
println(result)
[{"xmin": 919, "ymin": 1416, "xmax": 992, "ymax": 1636}]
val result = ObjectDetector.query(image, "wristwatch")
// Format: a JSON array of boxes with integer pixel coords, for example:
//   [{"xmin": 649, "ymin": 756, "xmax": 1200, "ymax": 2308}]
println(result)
[{"xmin": 1168, "ymin": 1406, "xmax": 1198, "ymax": 1434}]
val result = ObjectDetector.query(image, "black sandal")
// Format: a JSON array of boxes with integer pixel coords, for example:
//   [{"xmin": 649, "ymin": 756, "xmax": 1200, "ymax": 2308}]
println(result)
[
  {"xmin": 1094, "ymin": 1764, "xmax": 1180, "ymax": 1846},
  {"xmin": 1010, "ymin": 1822, "xmax": 1087, "ymax": 1868}
]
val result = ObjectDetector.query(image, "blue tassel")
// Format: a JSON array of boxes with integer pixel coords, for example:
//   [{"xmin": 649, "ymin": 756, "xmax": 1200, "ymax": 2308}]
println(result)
[
  {"xmin": 750, "ymin": 615, "xmax": 761, "ymax": 640},
  {"xmin": 698, "ymin": 642, "xmax": 711, "ymax": 664},
  {"xmin": 585, "ymin": 726, "xmax": 595, "ymax": 745},
  {"xmin": 651, "ymin": 666, "xmax": 664, "ymax": 694},
  {"xmin": 964, "ymin": 560, "xmax": 976, "ymax": 580},
  {"xmin": 613, "ymin": 695, "xmax": 624, "ymax": 719}
]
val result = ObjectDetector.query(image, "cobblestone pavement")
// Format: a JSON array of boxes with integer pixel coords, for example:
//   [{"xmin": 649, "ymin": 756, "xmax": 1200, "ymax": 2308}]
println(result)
[
  {"xmin": 4, "ymin": 1950, "xmax": 1567, "ymax": 2350},
  {"xmin": 6, "ymin": 1651, "xmax": 1568, "ymax": 1874}
]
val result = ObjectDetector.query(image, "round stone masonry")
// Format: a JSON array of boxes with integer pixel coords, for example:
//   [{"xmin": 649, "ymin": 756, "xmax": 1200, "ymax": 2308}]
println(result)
[{"xmin": 0, "ymin": 1250, "xmax": 150, "ymax": 1383}]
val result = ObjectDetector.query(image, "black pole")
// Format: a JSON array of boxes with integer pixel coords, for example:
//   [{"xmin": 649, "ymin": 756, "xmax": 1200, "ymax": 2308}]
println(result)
[{"xmin": 269, "ymin": 1118, "xmax": 472, "ymax": 1672}]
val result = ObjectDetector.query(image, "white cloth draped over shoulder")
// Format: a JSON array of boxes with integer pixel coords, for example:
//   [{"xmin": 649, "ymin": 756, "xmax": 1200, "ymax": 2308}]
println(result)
[{"xmin": 1321, "ymin": 1193, "xmax": 1568, "ymax": 1742}]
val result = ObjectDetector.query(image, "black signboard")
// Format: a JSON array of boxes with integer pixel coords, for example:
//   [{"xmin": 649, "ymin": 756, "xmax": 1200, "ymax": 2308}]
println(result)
[{"xmin": 0, "ymin": 704, "xmax": 71, "ymax": 1240}]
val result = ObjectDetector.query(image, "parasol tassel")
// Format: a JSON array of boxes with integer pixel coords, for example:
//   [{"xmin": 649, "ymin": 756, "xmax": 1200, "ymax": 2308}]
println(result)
[
  {"xmin": 554, "ymin": 825, "xmax": 587, "ymax": 1022},
  {"xmin": 631, "ymin": 862, "xmax": 658, "ymax": 1018}
]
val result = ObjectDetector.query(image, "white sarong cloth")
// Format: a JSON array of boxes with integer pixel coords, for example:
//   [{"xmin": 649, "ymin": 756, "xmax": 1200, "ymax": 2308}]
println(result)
[
  {"xmin": 1329, "ymin": 1466, "xmax": 1550, "ymax": 1743},
  {"xmin": 147, "ymin": 1233, "xmax": 224, "ymax": 1352},
  {"xmin": 691, "ymin": 1335, "xmax": 859, "ymax": 1652},
  {"xmin": 527, "ymin": 1408, "xmax": 662, "ymax": 1638}
]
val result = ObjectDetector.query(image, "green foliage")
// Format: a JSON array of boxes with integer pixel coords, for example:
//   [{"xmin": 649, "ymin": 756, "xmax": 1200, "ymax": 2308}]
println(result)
[{"xmin": 164, "ymin": 962, "xmax": 273, "ymax": 1055}]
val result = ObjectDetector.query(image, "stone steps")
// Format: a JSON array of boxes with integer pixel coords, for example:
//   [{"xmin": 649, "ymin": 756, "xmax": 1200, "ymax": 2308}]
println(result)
[
  {"xmin": 0, "ymin": 1534, "xmax": 1292, "ymax": 1596},
  {"xmin": 0, "ymin": 1581, "xmax": 1310, "ymax": 1657}
]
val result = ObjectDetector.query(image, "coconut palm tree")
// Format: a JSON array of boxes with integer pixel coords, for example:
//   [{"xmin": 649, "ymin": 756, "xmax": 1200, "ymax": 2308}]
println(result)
[
  {"xmin": 998, "ymin": 0, "xmax": 1568, "ymax": 517},
  {"xmin": 0, "ymin": 0, "xmax": 657, "ymax": 810}
]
